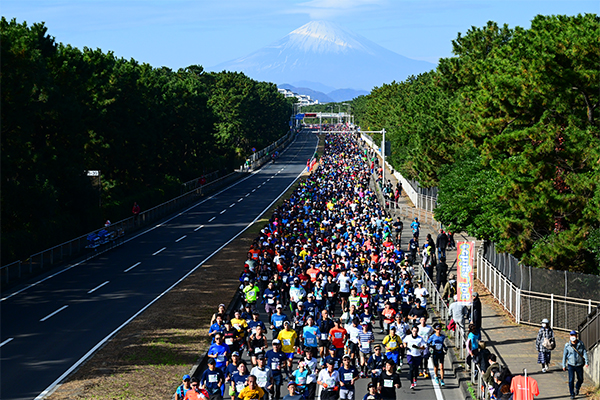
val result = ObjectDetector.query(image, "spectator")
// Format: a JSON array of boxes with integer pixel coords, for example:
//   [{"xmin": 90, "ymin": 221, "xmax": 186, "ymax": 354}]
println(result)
[
  {"xmin": 562, "ymin": 330, "xmax": 589, "ymax": 399},
  {"xmin": 535, "ymin": 318, "xmax": 555, "ymax": 373}
]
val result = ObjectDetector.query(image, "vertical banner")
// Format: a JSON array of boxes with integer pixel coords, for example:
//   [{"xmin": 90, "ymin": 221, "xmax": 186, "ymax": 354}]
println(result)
[{"xmin": 456, "ymin": 241, "xmax": 475, "ymax": 306}]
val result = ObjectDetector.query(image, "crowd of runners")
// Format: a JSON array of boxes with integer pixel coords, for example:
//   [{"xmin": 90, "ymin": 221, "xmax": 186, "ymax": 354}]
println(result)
[{"xmin": 176, "ymin": 130, "xmax": 452, "ymax": 400}]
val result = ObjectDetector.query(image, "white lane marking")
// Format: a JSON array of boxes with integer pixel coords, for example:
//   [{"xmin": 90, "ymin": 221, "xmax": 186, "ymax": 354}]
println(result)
[
  {"xmin": 152, "ymin": 247, "xmax": 166, "ymax": 256},
  {"xmin": 245, "ymin": 193, "xmax": 250, "ymax": 197},
  {"xmin": 40, "ymin": 305, "xmax": 69, "ymax": 322},
  {"xmin": 176, "ymin": 235, "xmax": 187, "ymax": 242},
  {"xmin": 0, "ymin": 160, "xmax": 270, "ymax": 302},
  {"xmin": 194, "ymin": 225, "xmax": 204, "ymax": 231},
  {"xmin": 271, "ymin": 175, "xmax": 275, "ymax": 178},
  {"xmin": 220, "ymin": 209, "xmax": 226, "ymax": 214},
  {"xmin": 34, "ymin": 135, "xmax": 317, "ymax": 400},
  {"xmin": 252, "ymin": 189, "xmax": 256, "ymax": 192},
  {"xmin": 427, "ymin": 357, "xmax": 445, "ymax": 400},
  {"xmin": 124, "ymin": 262, "xmax": 141, "ymax": 273},
  {"xmin": 0, "ymin": 338, "xmax": 14, "ymax": 348},
  {"xmin": 267, "ymin": 178, "xmax": 271, "ymax": 181},
  {"xmin": 229, "ymin": 203, "xmax": 235, "ymax": 208},
  {"xmin": 88, "ymin": 281, "xmax": 110, "ymax": 294},
  {"xmin": 238, "ymin": 198, "xmax": 243, "ymax": 202},
  {"xmin": 208, "ymin": 217, "xmax": 216, "ymax": 222}
]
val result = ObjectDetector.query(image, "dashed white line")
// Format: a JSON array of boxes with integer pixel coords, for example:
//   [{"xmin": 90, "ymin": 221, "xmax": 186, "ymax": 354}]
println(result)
[
  {"xmin": 176, "ymin": 235, "xmax": 187, "ymax": 242},
  {"xmin": 152, "ymin": 247, "xmax": 166, "ymax": 256},
  {"xmin": 124, "ymin": 262, "xmax": 141, "ymax": 272},
  {"xmin": 238, "ymin": 198, "xmax": 243, "ymax": 202},
  {"xmin": 40, "ymin": 305, "xmax": 69, "ymax": 322},
  {"xmin": 229, "ymin": 203, "xmax": 235, "ymax": 208},
  {"xmin": 194, "ymin": 225, "xmax": 204, "ymax": 231},
  {"xmin": 0, "ymin": 338, "xmax": 14, "ymax": 348},
  {"xmin": 267, "ymin": 178, "xmax": 271, "ymax": 181},
  {"xmin": 208, "ymin": 217, "xmax": 216, "ymax": 222},
  {"xmin": 220, "ymin": 209, "xmax": 227, "ymax": 214},
  {"xmin": 245, "ymin": 193, "xmax": 250, "ymax": 197},
  {"xmin": 252, "ymin": 189, "xmax": 256, "ymax": 192},
  {"xmin": 88, "ymin": 281, "xmax": 109, "ymax": 294}
]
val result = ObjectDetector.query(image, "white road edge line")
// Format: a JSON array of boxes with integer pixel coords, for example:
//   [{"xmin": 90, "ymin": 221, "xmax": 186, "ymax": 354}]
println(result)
[
  {"xmin": 208, "ymin": 217, "xmax": 216, "ymax": 222},
  {"xmin": 87, "ymin": 281, "xmax": 110, "ymax": 294},
  {"xmin": 124, "ymin": 262, "xmax": 141, "ymax": 273},
  {"xmin": 428, "ymin": 357, "xmax": 445, "ymax": 400},
  {"xmin": 194, "ymin": 225, "xmax": 204, "ymax": 231},
  {"xmin": 176, "ymin": 235, "xmax": 187, "ymax": 242},
  {"xmin": 34, "ymin": 135, "xmax": 317, "ymax": 400},
  {"xmin": 40, "ymin": 305, "xmax": 69, "ymax": 322},
  {"xmin": 152, "ymin": 247, "xmax": 166, "ymax": 256},
  {"xmin": 0, "ymin": 337, "xmax": 14, "ymax": 348}
]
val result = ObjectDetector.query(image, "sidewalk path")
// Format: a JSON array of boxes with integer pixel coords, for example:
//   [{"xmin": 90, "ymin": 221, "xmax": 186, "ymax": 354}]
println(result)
[{"xmin": 371, "ymin": 157, "xmax": 585, "ymax": 400}]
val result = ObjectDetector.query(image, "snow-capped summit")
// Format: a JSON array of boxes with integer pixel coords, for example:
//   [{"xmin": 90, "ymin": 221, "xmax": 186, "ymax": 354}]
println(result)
[
  {"xmin": 285, "ymin": 21, "xmax": 368, "ymax": 54},
  {"xmin": 211, "ymin": 21, "xmax": 435, "ymax": 92}
]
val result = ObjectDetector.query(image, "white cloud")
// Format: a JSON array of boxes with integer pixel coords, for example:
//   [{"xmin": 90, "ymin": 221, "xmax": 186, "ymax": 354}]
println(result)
[{"xmin": 292, "ymin": 0, "xmax": 387, "ymax": 20}]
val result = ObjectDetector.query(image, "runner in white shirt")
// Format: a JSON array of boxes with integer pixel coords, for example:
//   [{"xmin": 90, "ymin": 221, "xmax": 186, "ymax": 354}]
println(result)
[
  {"xmin": 417, "ymin": 317, "xmax": 434, "ymax": 378},
  {"xmin": 414, "ymin": 280, "xmax": 429, "ymax": 307},
  {"xmin": 403, "ymin": 326, "xmax": 427, "ymax": 390},
  {"xmin": 317, "ymin": 360, "xmax": 341, "ymax": 400}
]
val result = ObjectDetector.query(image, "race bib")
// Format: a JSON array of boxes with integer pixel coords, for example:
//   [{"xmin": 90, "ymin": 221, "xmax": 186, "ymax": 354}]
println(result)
[
  {"xmin": 334, "ymin": 332, "xmax": 342, "ymax": 339},
  {"xmin": 388, "ymin": 341, "xmax": 397, "ymax": 348},
  {"xmin": 234, "ymin": 324, "xmax": 241, "ymax": 330},
  {"xmin": 209, "ymin": 375, "xmax": 218, "ymax": 383},
  {"xmin": 298, "ymin": 376, "xmax": 307, "ymax": 384},
  {"xmin": 283, "ymin": 339, "xmax": 291, "ymax": 346},
  {"xmin": 236, "ymin": 382, "xmax": 245, "ymax": 392},
  {"xmin": 217, "ymin": 354, "xmax": 225, "ymax": 362},
  {"xmin": 344, "ymin": 373, "xmax": 353, "ymax": 381},
  {"xmin": 225, "ymin": 338, "xmax": 234, "ymax": 345},
  {"xmin": 257, "ymin": 376, "xmax": 267, "ymax": 387},
  {"xmin": 361, "ymin": 342, "xmax": 370, "ymax": 349},
  {"xmin": 272, "ymin": 361, "xmax": 279, "ymax": 370},
  {"xmin": 389, "ymin": 296, "xmax": 396, "ymax": 303},
  {"xmin": 328, "ymin": 292, "xmax": 335, "ymax": 297},
  {"xmin": 306, "ymin": 337, "xmax": 316, "ymax": 345},
  {"xmin": 435, "ymin": 343, "xmax": 443, "ymax": 351},
  {"xmin": 275, "ymin": 321, "xmax": 282, "ymax": 328},
  {"xmin": 316, "ymin": 295, "xmax": 322, "ymax": 300},
  {"xmin": 268, "ymin": 298, "xmax": 274, "ymax": 304},
  {"xmin": 384, "ymin": 379, "xmax": 394, "ymax": 388},
  {"xmin": 321, "ymin": 333, "xmax": 328, "ymax": 340},
  {"xmin": 370, "ymin": 288, "xmax": 376, "ymax": 294},
  {"xmin": 327, "ymin": 378, "xmax": 336, "ymax": 387}
]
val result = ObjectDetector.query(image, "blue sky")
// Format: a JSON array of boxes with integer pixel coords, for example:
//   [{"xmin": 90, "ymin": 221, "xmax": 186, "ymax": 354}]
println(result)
[{"xmin": 2, "ymin": 0, "xmax": 598, "ymax": 69}]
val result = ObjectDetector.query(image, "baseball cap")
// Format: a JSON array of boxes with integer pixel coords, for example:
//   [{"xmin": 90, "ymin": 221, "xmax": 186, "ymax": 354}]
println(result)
[
  {"xmin": 326, "ymin": 359, "xmax": 335, "ymax": 365},
  {"xmin": 273, "ymin": 339, "xmax": 281, "ymax": 344},
  {"xmin": 276, "ymin": 304, "xmax": 283, "ymax": 309},
  {"xmin": 342, "ymin": 354, "xmax": 351, "ymax": 359},
  {"xmin": 570, "ymin": 330, "xmax": 578, "ymax": 335},
  {"xmin": 288, "ymin": 381, "xmax": 297, "ymax": 387},
  {"xmin": 183, "ymin": 374, "xmax": 191, "ymax": 381},
  {"xmin": 231, "ymin": 351, "xmax": 240, "ymax": 357},
  {"xmin": 284, "ymin": 321, "xmax": 290, "ymax": 325},
  {"xmin": 329, "ymin": 345, "xmax": 337, "ymax": 351},
  {"xmin": 207, "ymin": 358, "xmax": 216, "ymax": 365},
  {"xmin": 473, "ymin": 292, "xmax": 479, "ymax": 298}
]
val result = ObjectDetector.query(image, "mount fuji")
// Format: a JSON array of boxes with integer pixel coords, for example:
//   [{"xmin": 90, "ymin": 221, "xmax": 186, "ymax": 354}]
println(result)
[{"xmin": 211, "ymin": 21, "xmax": 436, "ymax": 94}]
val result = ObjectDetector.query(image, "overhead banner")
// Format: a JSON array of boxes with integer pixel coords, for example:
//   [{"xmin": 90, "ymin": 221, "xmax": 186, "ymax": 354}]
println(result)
[{"xmin": 456, "ymin": 241, "xmax": 475, "ymax": 306}]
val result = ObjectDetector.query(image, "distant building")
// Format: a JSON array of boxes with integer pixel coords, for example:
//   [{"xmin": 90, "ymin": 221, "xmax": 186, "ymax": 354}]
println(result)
[{"xmin": 277, "ymin": 88, "xmax": 319, "ymax": 106}]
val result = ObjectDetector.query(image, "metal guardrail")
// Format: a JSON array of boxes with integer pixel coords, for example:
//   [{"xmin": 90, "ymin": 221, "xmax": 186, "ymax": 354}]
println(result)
[
  {"xmin": 578, "ymin": 306, "xmax": 600, "ymax": 350},
  {"xmin": 1, "ymin": 131, "xmax": 296, "ymax": 287}
]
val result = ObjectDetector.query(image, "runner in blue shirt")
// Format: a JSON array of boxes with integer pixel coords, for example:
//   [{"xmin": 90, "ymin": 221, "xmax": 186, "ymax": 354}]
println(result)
[
  {"xmin": 427, "ymin": 322, "xmax": 448, "ymax": 386},
  {"xmin": 302, "ymin": 316, "xmax": 321, "ymax": 357},
  {"xmin": 200, "ymin": 359, "xmax": 224, "ymax": 398},
  {"xmin": 207, "ymin": 334, "xmax": 230, "ymax": 370},
  {"xmin": 271, "ymin": 304, "xmax": 289, "ymax": 339},
  {"xmin": 338, "ymin": 355, "xmax": 359, "ymax": 400}
]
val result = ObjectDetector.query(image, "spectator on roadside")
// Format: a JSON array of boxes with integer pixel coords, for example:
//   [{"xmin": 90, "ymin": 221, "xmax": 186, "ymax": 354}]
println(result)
[
  {"xmin": 132, "ymin": 201, "xmax": 140, "ymax": 223},
  {"xmin": 435, "ymin": 256, "xmax": 448, "ymax": 291},
  {"xmin": 442, "ymin": 275, "xmax": 457, "ymax": 304},
  {"xmin": 562, "ymin": 330, "xmax": 589, "ymax": 399},
  {"xmin": 535, "ymin": 318, "xmax": 555, "ymax": 373},
  {"xmin": 471, "ymin": 292, "xmax": 482, "ymax": 339},
  {"xmin": 436, "ymin": 229, "xmax": 449, "ymax": 260}
]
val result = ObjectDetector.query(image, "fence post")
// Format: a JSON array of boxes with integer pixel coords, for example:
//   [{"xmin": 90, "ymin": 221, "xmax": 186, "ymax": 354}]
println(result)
[
  {"xmin": 589, "ymin": 299, "xmax": 592, "ymax": 315},
  {"xmin": 516, "ymin": 288, "xmax": 521, "ymax": 324},
  {"xmin": 550, "ymin": 293, "xmax": 554, "ymax": 328}
]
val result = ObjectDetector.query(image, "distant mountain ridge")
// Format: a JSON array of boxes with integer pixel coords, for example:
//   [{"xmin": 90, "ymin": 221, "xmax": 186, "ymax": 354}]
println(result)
[
  {"xmin": 211, "ymin": 21, "xmax": 435, "ymax": 92},
  {"xmin": 278, "ymin": 84, "xmax": 368, "ymax": 103}
]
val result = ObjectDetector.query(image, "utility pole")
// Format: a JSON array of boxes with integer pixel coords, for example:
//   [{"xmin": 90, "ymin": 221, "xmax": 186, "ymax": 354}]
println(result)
[{"xmin": 382, "ymin": 129, "xmax": 386, "ymax": 186}]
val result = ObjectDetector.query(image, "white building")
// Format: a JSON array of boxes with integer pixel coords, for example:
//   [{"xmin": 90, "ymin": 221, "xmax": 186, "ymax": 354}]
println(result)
[{"xmin": 277, "ymin": 88, "xmax": 319, "ymax": 105}]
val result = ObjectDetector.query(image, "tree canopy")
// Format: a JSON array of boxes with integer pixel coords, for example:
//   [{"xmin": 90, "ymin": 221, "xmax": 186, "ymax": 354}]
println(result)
[
  {"xmin": 353, "ymin": 14, "xmax": 600, "ymax": 273},
  {"xmin": 1, "ymin": 18, "xmax": 292, "ymax": 264}
]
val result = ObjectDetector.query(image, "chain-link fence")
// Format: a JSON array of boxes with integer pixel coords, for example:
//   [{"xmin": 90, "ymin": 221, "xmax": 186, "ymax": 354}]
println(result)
[
  {"xmin": 482, "ymin": 241, "xmax": 600, "ymax": 301},
  {"xmin": 477, "ymin": 249, "xmax": 600, "ymax": 332}
]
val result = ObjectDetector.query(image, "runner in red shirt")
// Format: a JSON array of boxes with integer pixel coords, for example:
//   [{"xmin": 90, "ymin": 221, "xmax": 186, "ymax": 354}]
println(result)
[{"xmin": 328, "ymin": 319, "xmax": 348, "ymax": 358}]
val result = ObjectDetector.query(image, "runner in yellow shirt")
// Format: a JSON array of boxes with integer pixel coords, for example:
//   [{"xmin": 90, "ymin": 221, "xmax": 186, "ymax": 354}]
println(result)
[
  {"xmin": 237, "ymin": 375, "xmax": 265, "ymax": 400},
  {"xmin": 277, "ymin": 321, "xmax": 298, "ymax": 371}
]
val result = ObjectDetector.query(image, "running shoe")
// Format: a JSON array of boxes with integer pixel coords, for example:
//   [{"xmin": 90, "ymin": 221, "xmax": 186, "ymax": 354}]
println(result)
[
  {"xmin": 410, "ymin": 383, "xmax": 415, "ymax": 390},
  {"xmin": 419, "ymin": 372, "xmax": 424, "ymax": 377},
  {"xmin": 424, "ymin": 372, "xmax": 430, "ymax": 378},
  {"xmin": 440, "ymin": 379, "xmax": 445, "ymax": 386},
  {"xmin": 413, "ymin": 380, "xmax": 417, "ymax": 387},
  {"xmin": 433, "ymin": 376, "xmax": 439, "ymax": 385}
]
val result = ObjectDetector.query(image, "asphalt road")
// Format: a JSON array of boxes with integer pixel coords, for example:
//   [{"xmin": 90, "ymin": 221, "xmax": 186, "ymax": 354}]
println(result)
[{"xmin": 0, "ymin": 131, "xmax": 318, "ymax": 400}]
